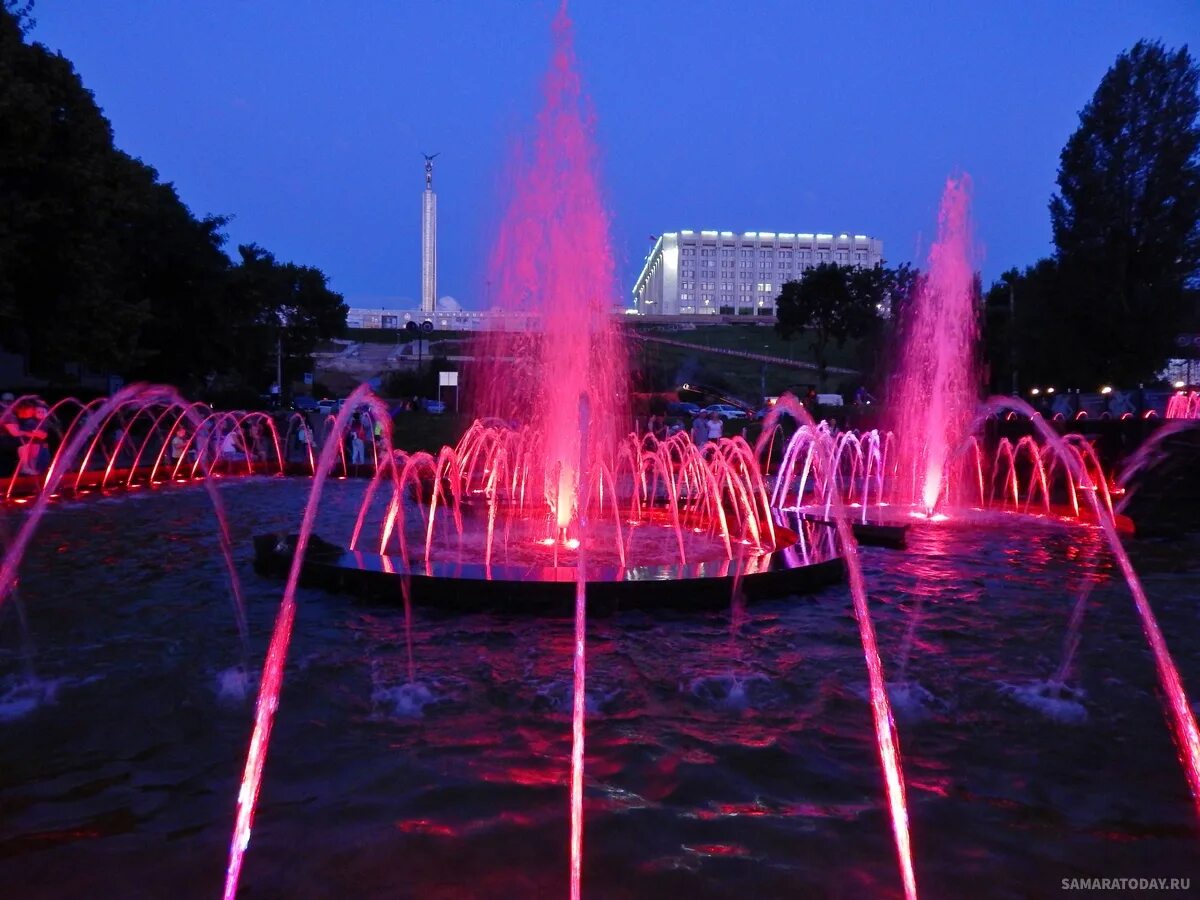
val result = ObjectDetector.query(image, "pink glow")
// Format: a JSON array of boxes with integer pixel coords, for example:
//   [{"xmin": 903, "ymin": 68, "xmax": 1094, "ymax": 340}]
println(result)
[
  {"xmin": 459, "ymin": 8, "xmax": 623, "ymax": 895},
  {"xmin": 0, "ymin": 389, "xmax": 249, "ymax": 653},
  {"xmin": 468, "ymin": 4, "xmax": 628, "ymax": 541},
  {"xmin": 764, "ymin": 395, "xmax": 918, "ymax": 900},
  {"xmin": 990, "ymin": 397, "xmax": 1200, "ymax": 822},
  {"xmin": 1167, "ymin": 391, "xmax": 1200, "ymax": 419},
  {"xmin": 571, "ymin": 559, "xmax": 587, "ymax": 900},
  {"xmin": 890, "ymin": 176, "xmax": 978, "ymax": 512},
  {"xmin": 223, "ymin": 386, "xmax": 390, "ymax": 899}
]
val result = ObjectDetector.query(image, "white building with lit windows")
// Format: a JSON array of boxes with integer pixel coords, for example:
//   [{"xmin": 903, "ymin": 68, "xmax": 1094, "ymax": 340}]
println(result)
[{"xmin": 632, "ymin": 230, "xmax": 883, "ymax": 317}]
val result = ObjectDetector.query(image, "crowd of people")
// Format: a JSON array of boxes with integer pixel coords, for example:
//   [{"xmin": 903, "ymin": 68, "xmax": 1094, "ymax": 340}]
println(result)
[{"xmin": 642, "ymin": 410, "xmax": 730, "ymax": 448}]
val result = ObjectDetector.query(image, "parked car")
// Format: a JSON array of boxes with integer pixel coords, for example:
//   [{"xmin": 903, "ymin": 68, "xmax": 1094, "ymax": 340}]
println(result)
[
  {"xmin": 702, "ymin": 403, "xmax": 748, "ymax": 420},
  {"xmin": 420, "ymin": 398, "xmax": 446, "ymax": 415},
  {"xmin": 291, "ymin": 396, "xmax": 319, "ymax": 412},
  {"xmin": 666, "ymin": 401, "xmax": 702, "ymax": 417}
]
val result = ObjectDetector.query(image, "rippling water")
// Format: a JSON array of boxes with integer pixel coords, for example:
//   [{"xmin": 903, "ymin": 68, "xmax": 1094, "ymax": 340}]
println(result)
[{"xmin": 1, "ymin": 478, "xmax": 1198, "ymax": 898}]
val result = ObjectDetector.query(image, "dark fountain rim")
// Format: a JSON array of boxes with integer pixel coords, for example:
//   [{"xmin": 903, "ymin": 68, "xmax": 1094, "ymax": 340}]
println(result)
[{"xmin": 252, "ymin": 510, "xmax": 847, "ymax": 613}]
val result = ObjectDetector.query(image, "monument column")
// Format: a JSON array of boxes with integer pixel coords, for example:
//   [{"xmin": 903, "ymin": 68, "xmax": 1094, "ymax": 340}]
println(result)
[{"xmin": 421, "ymin": 153, "xmax": 438, "ymax": 315}]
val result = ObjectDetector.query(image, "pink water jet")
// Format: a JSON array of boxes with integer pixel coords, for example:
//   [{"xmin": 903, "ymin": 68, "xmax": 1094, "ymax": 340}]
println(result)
[
  {"xmin": 987, "ymin": 398, "xmax": 1200, "ymax": 821},
  {"xmin": 465, "ymin": 8, "xmax": 625, "ymax": 895},
  {"xmin": 756, "ymin": 395, "xmax": 918, "ymax": 900},
  {"xmin": 223, "ymin": 385, "xmax": 392, "ymax": 899},
  {"xmin": 469, "ymin": 4, "xmax": 628, "ymax": 540},
  {"xmin": 1166, "ymin": 391, "xmax": 1200, "ymax": 419},
  {"xmin": 0, "ymin": 386, "xmax": 250, "ymax": 650},
  {"xmin": 890, "ymin": 176, "xmax": 979, "ymax": 511}
]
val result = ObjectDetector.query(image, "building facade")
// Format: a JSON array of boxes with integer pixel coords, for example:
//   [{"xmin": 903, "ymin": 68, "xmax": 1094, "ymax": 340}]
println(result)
[
  {"xmin": 632, "ymin": 230, "xmax": 883, "ymax": 317},
  {"xmin": 345, "ymin": 306, "xmax": 539, "ymax": 333}
]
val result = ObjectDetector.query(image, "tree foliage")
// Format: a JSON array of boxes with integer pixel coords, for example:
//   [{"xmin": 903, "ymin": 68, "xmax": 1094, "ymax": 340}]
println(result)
[
  {"xmin": 982, "ymin": 260, "xmax": 1064, "ymax": 391},
  {"xmin": 774, "ymin": 263, "xmax": 915, "ymax": 376},
  {"xmin": 1049, "ymin": 39, "xmax": 1200, "ymax": 384},
  {"xmin": 2, "ymin": 0, "xmax": 33, "ymax": 35},
  {"xmin": 0, "ymin": 7, "xmax": 346, "ymax": 393},
  {"xmin": 224, "ymin": 244, "xmax": 349, "ymax": 389}
]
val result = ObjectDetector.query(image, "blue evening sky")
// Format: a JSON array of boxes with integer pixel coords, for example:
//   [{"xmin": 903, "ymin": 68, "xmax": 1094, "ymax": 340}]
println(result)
[{"xmin": 27, "ymin": 1, "xmax": 1200, "ymax": 308}]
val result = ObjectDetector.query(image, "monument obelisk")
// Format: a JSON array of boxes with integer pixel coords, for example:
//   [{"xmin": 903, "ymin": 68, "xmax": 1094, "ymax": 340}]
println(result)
[{"xmin": 421, "ymin": 153, "xmax": 438, "ymax": 314}]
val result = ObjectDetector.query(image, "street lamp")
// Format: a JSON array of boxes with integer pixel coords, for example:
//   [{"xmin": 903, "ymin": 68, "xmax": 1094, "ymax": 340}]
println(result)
[{"xmin": 1100, "ymin": 385, "xmax": 1113, "ymax": 395}]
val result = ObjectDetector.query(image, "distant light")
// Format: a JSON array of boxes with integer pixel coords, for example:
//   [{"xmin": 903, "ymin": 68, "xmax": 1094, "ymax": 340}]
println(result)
[
  {"xmin": 816, "ymin": 233, "xmax": 833, "ymax": 240},
  {"xmin": 743, "ymin": 231, "xmax": 757, "ymax": 237},
  {"xmin": 779, "ymin": 232, "xmax": 795, "ymax": 239},
  {"xmin": 1175, "ymin": 380, "xmax": 1187, "ymax": 389},
  {"xmin": 1030, "ymin": 387, "xmax": 1040, "ymax": 396},
  {"xmin": 1046, "ymin": 386, "xmax": 1056, "ymax": 394},
  {"xmin": 1100, "ymin": 385, "xmax": 1113, "ymax": 395},
  {"xmin": 759, "ymin": 232, "xmax": 776, "ymax": 239},
  {"xmin": 854, "ymin": 234, "xmax": 868, "ymax": 240},
  {"xmin": 798, "ymin": 233, "xmax": 814, "ymax": 239},
  {"xmin": 701, "ymin": 230, "xmax": 717, "ymax": 235},
  {"xmin": 720, "ymin": 230, "xmax": 733, "ymax": 236}
]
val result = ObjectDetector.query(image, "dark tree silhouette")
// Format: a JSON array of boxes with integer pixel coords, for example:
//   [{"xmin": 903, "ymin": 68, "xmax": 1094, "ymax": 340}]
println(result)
[
  {"xmin": 0, "ymin": 6, "xmax": 346, "ymax": 392},
  {"xmin": 225, "ymin": 244, "xmax": 349, "ymax": 391},
  {"xmin": 1050, "ymin": 40, "xmax": 1200, "ymax": 384},
  {"xmin": 775, "ymin": 263, "xmax": 914, "ymax": 379}
]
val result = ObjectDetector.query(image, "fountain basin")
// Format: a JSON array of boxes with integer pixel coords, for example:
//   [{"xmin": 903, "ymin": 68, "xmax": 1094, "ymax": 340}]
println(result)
[{"xmin": 252, "ymin": 514, "xmax": 845, "ymax": 615}]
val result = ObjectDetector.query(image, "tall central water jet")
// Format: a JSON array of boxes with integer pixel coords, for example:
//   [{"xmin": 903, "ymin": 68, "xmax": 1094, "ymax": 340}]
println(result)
[
  {"xmin": 467, "ymin": 8, "xmax": 626, "ymax": 896},
  {"xmin": 471, "ymin": 5, "xmax": 628, "ymax": 538},
  {"xmin": 890, "ymin": 176, "xmax": 978, "ymax": 511}
]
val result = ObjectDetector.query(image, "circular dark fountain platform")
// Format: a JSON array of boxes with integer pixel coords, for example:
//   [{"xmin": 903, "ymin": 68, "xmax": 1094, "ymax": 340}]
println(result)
[{"xmin": 253, "ymin": 513, "xmax": 845, "ymax": 615}]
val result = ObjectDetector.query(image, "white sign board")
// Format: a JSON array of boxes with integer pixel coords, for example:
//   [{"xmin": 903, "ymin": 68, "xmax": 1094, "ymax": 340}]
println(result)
[{"xmin": 439, "ymin": 371, "xmax": 458, "ymax": 387}]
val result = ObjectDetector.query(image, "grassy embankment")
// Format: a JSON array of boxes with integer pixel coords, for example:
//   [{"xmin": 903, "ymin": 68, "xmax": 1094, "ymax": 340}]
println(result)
[
  {"xmin": 348, "ymin": 323, "xmax": 882, "ymax": 450},
  {"xmin": 627, "ymin": 322, "xmax": 869, "ymax": 401}
]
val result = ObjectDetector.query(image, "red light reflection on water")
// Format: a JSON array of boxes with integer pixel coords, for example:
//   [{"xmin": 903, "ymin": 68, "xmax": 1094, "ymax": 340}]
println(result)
[
  {"xmin": 683, "ymin": 843, "xmax": 751, "ymax": 858},
  {"xmin": 395, "ymin": 819, "xmax": 459, "ymax": 838}
]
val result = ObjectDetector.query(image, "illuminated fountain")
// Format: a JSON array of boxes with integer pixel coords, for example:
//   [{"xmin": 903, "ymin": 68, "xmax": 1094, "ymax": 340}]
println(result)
[
  {"xmin": 1167, "ymin": 390, "xmax": 1200, "ymax": 419},
  {"xmin": 224, "ymin": 8, "xmax": 902, "ymax": 895},
  {"xmin": 889, "ymin": 176, "xmax": 978, "ymax": 515},
  {"xmin": 4, "ymin": 10, "xmax": 1200, "ymax": 900},
  {"xmin": 0, "ymin": 390, "xmax": 382, "ymax": 501}
]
